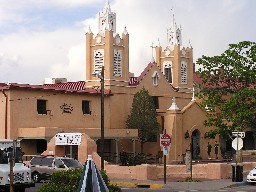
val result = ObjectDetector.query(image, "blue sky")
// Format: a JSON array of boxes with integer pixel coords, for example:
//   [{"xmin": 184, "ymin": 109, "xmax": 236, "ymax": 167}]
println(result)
[{"xmin": 0, "ymin": 0, "xmax": 255, "ymax": 84}]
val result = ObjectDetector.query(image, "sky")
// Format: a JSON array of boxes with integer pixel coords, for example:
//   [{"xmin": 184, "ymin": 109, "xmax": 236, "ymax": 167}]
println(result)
[{"xmin": 0, "ymin": 0, "xmax": 255, "ymax": 84}]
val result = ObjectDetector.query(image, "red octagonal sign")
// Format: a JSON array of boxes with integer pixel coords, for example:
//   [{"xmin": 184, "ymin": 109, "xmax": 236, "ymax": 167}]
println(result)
[{"xmin": 160, "ymin": 134, "xmax": 171, "ymax": 147}]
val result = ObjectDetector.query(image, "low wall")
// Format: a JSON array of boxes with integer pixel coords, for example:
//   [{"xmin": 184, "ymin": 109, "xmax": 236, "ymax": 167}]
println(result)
[{"xmin": 104, "ymin": 162, "xmax": 256, "ymax": 181}]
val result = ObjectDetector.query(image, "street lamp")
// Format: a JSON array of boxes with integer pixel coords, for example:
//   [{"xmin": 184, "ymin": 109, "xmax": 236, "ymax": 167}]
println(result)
[{"xmin": 93, "ymin": 65, "xmax": 105, "ymax": 170}]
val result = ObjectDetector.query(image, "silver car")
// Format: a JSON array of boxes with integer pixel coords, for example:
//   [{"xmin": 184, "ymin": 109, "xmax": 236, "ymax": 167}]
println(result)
[
  {"xmin": 29, "ymin": 156, "xmax": 83, "ymax": 183},
  {"xmin": 247, "ymin": 167, "xmax": 256, "ymax": 183}
]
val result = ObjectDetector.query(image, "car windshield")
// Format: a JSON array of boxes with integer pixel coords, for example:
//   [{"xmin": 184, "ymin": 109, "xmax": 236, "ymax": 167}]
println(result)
[
  {"xmin": 0, "ymin": 147, "xmax": 23, "ymax": 164},
  {"xmin": 61, "ymin": 158, "xmax": 83, "ymax": 168}
]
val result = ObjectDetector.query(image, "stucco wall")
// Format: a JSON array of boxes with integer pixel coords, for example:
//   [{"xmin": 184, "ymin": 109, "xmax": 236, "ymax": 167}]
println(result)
[{"xmin": 105, "ymin": 162, "xmax": 256, "ymax": 181}]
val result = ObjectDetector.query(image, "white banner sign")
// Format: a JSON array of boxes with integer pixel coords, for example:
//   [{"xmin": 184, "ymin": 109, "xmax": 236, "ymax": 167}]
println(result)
[
  {"xmin": 232, "ymin": 132, "xmax": 245, "ymax": 138},
  {"xmin": 55, "ymin": 133, "xmax": 82, "ymax": 145}
]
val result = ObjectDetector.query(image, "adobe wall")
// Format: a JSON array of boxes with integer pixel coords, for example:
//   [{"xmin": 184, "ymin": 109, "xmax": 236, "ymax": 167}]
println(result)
[{"xmin": 104, "ymin": 162, "xmax": 256, "ymax": 181}]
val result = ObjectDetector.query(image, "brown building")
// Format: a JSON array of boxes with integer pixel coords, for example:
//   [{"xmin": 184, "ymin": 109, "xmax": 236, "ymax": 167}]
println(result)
[{"xmin": 1, "ymin": 2, "xmax": 254, "ymax": 164}]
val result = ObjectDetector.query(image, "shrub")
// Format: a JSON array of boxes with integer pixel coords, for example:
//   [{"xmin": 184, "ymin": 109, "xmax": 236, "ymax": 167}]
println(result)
[
  {"xmin": 38, "ymin": 168, "xmax": 121, "ymax": 192},
  {"xmin": 38, "ymin": 168, "xmax": 82, "ymax": 192}
]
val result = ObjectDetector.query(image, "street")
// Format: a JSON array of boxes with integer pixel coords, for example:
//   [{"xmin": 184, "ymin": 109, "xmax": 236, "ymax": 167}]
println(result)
[
  {"xmin": 25, "ymin": 180, "xmax": 256, "ymax": 192},
  {"xmin": 121, "ymin": 181, "xmax": 256, "ymax": 192}
]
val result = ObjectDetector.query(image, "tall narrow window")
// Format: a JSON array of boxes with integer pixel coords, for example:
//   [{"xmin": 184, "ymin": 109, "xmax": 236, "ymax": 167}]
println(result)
[
  {"xmin": 113, "ymin": 49, "xmax": 122, "ymax": 76},
  {"xmin": 82, "ymin": 100, "xmax": 90, "ymax": 115},
  {"xmin": 94, "ymin": 49, "xmax": 104, "ymax": 74},
  {"xmin": 181, "ymin": 61, "xmax": 187, "ymax": 84},
  {"xmin": 163, "ymin": 61, "xmax": 172, "ymax": 83},
  {"xmin": 37, "ymin": 99, "xmax": 47, "ymax": 115}
]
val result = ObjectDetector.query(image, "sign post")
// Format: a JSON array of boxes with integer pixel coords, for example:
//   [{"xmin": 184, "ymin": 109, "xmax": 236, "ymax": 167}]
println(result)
[
  {"xmin": 232, "ymin": 132, "xmax": 244, "ymax": 182},
  {"xmin": 160, "ymin": 130, "xmax": 171, "ymax": 185}
]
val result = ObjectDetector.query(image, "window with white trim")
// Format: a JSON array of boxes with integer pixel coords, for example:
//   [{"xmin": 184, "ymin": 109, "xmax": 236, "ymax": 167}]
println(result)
[
  {"xmin": 163, "ymin": 61, "xmax": 172, "ymax": 83},
  {"xmin": 113, "ymin": 49, "xmax": 122, "ymax": 76},
  {"xmin": 181, "ymin": 61, "xmax": 187, "ymax": 84},
  {"xmin": 94, "ymin": 49, "xmax": 104, "ymax": 74}
]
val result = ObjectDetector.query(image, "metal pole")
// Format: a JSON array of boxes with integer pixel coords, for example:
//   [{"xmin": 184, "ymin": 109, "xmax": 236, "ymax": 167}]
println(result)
[
  {"xmin": 10, "ymin": 152, "xmax": 14, "ymax": 192},
  {"xmin": 190, "ymin": 136, "xmax": 193, "ymax": 179},
  {"xmin": 100, "ymin": 65, "xmax": 105, "ymax": 170},
  {"xmin": 164, "ymin": 129, "xmax": 166, "ymax": 184},
  {"xmin": 235, "ymin": 135, "xmax": 238, "ymax": 182}
]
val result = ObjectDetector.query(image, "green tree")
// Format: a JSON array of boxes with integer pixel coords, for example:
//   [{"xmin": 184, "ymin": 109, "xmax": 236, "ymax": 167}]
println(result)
[
  {"xmin": 126, "ymin": 87, "xmax": 159, "ymax": 153},
  {"xmin": 196, "ymin": 41, "xmax": 256, "ymax": 138}
]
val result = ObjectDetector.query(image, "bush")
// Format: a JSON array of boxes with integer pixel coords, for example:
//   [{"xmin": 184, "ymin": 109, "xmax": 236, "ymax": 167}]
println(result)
[
  {"xmin": 38, "ymin": 168, "xmax": 121, "ymax": 192},
  {"xmin": 38, "ymin": 168, "xmax": 83, "ymax": 192},
  {"xmin": 120, "ymin": 153, "xmax": 146, "ymax": 166}
]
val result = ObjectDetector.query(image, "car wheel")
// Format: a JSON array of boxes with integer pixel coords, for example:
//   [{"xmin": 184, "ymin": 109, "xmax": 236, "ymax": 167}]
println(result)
[{"xmin": 32, "ymin": 172, "xmax": 40, "ymax": 183}]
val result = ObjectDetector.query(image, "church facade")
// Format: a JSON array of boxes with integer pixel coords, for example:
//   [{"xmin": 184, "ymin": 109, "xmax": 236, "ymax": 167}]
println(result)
[{"xmin": 2, "ymin": 2, "xmax": 253, "ymax": 164}]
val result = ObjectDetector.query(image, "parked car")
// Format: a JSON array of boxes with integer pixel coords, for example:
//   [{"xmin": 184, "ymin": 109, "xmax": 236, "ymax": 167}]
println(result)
[
  {"xmin": 29, "ymin": 156, "xmax": 83, "ymax": 182},
  {"xmin": 247, "ymin": 167, "xmax": 256, "ymax": 183}
]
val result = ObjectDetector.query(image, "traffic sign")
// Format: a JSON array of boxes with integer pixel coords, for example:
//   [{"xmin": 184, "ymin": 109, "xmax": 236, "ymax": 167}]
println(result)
[
  {"xmin": 232, "ymin": 132, "xmax": 245, "ymax": 138},
  {"xmin": 232, "ymin": 137, "xmax": 243, "ymax": 150},
  {"xmin": 163, "ymin": 146, "xmax": 168, "ymax": 155},
  {"xmin": 160, "ymin": 133, "xmax": 171, "ymax": 147}
]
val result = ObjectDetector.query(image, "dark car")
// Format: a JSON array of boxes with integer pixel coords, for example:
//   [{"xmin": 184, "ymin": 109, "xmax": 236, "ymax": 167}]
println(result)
[{"xmin": 29, "ymin": 156, "xmax": 83, "ymax": 182}]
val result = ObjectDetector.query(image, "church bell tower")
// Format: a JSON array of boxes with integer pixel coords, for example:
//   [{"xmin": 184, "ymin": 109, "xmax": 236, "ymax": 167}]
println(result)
[
  {"xmin": 85, "ymin": 1, "xmax": 129, "ymax": 90},
  {"xmin": 155, "ymin": 14, "xmax": 194, "ymax": 89}
]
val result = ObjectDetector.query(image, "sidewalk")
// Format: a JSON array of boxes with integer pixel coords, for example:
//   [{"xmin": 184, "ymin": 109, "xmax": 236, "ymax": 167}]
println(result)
[{"xmin": 111, "ymin": 178, "xmax": 246, "ymax": 191}]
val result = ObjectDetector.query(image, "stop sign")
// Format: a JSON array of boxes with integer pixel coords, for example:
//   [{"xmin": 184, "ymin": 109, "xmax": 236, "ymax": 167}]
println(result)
[
  {"xmin": 160, "ymin": 134, "xmax": 171, "ymax": 147},
  {"xmin": 232, "ymin": 137, "xmax": 243, "ymax": 150}
]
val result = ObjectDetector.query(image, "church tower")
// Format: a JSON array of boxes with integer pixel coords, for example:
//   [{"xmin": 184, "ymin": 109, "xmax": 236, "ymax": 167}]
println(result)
[
  {"xmin": 85, "ymin": 1, "xmax": 129, "ymax": 90},
  {"xmin": 155, "ymin": 14, "xmax": 194, "ymax": 89}
]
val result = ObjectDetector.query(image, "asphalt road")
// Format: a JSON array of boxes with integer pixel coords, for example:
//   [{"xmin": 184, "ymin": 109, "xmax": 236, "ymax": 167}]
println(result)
[
  {"xmin": 25, "ymin": 183, "xmax": 41, "ymax": 192},
  {"xmin": 25, "ymin": 181, "xmax": 256, "ymax": 192}
]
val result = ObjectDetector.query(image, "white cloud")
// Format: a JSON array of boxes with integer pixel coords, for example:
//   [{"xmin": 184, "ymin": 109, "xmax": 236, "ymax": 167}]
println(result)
[{"xmin": 0, "ymin": 0, "xmax": 255, "ymax": 84}]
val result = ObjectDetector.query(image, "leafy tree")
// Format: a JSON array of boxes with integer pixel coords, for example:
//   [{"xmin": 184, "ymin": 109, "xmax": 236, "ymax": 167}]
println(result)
[
  {"xmin": 196, "ymin": 41, "xmax": 256, "ymax": 138},
  {"xmin": 126, "ymin": 87, "xmax": 159, "ymax": 153}
]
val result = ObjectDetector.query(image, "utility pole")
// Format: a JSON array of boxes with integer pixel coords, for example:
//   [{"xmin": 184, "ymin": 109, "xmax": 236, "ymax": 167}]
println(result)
[{"xmin": 10, "ymin": 140, "xmax": 17, "ymax": 192}]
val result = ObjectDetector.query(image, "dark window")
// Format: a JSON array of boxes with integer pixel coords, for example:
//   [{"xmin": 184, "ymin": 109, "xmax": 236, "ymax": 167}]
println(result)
[
  {"xmin": 37, "ymin": 100, "xmax": 47, "ymax": 114},
  {"xmin": 152, "ymin": 96, "xmax": 159, "ymax": 109},
  {"xmin": 41, "ymin": 158, "xmax": 54, "ymax": 166},
  {"xmin": 82, "ymin": 100, "xmax": 90, "ymax": 114},
  {"xmin": 61, "ymin": 158, "xmax": 83, "ymax": 168},
  {"xmin": 54, "ymin": 159, "xmax": 64, "ymax": 168},
  {"xmin": 30, "ymin": 157, "xmax": 42, "ymax": 166},
  {"xmin": 164, "ymin": 67, "xmax": 172, "ymax": 83},
  {"xmin": 36, "ymin": 139, "xmax": 47, "ymax": 153}
]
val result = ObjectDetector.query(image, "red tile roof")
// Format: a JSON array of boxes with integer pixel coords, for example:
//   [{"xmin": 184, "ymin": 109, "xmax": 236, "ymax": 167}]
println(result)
[
  {"xmin": 128, "ymin": 62, "xmax": 155, "ymax": 86},
  {"xmin": 0, "ymin": 82, "xmax": 111, "ymax": 95},
  {"xmin": 129, "ymin": 62, "xmax": 179, "ymax": 91}
]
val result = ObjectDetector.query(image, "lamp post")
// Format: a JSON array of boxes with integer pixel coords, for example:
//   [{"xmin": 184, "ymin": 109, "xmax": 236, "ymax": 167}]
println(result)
[
  {"xmin": 93, "ymin": 65, "xmax": 105, "ymax": 170},
  {"xmin": 100, "ymin": 66, "xmax": 104, "ymax": 170}
]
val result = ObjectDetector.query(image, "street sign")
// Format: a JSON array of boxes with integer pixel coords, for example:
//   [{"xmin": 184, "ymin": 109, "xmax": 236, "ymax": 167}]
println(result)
[
  {"xmin": 232, "ymin": 137, "xmax": 243, "ymax": 150},
  {"xmin": 163, "ymin": 146, "xmax": 168, "ymax": 155},
  {"xmin": 160, "ymin": 133, "xmax": 171, "ymax": 147},
  {"xmin": 232, "ymin": 132, "xmax": 245, "ymax": 138}
]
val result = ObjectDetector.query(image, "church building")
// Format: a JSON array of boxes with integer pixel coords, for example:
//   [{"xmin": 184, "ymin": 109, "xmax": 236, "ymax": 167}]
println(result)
[{"xmin": 2, "ymin": 1, "xmax": 254, "ymax": 164}]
